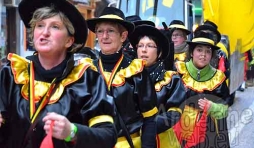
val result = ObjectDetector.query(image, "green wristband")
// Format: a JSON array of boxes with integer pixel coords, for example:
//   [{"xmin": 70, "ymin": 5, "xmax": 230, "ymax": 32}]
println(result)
[{"xmin": 64, "ymin": 123, "xmax": 77, "ymax": 142}]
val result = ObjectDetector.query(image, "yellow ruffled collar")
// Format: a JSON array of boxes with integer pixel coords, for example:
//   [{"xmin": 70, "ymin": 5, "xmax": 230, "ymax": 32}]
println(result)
[
  {"xmin": 176, "ymin": 61, "xmax": 226, "ymax": 92},
  {"xmin": 8, "ymin": 53, "xmax": 95, "ymax": 104}
]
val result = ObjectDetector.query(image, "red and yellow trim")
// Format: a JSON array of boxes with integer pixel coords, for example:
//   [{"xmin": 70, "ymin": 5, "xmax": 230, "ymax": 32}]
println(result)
[
  {"xmin": 100, "ymin": 59, "xmax": 146, "ymax": 88},
  {"xmin": 176, "ymin": 61, "xmax": 226, "ymax": 92},
  {"xmin": 8, "ymin": 53, "xmax": 94, "ymax": 104},
  {"xmin": 155, "ymin": 71, "xmax": 177, "ymax": 91}
]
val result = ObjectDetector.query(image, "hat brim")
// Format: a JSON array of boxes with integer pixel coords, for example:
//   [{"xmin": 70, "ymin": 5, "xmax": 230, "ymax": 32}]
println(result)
[
  {"xmin": 87, "ymin": 18, "xmax": 135, "ymax": 34},
  {"xmin": 134, "ymin": 20, "xmax": 155, "ymax": 27},
  {"xmin": 187, "ymin": 41, "xmax": 220, "ymax": 51},
  {"xmin": 129, "ymin": 25, "xmax": 169, "ymax": 59},
  {"xmin": 18, "ymin": 0, "xmax": 87, "ymax": 45},
  {"xmin": 195, "ymin": 25, "xmax": 221, "ymax": 42},
  {"xmin": 169, "ymin": 24, "xmax": 191, "ymax": 35}
]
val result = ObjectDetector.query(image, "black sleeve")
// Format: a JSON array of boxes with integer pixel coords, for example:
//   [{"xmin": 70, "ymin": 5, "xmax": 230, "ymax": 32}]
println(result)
[
  {"xmin": 134, "ymin": 69, "xmax": 158, "ymax": 148},
  {"xmin": 141, "ymin": 115, "xmax": 157, "ymax": 148},
  {"xmin": 156, "ymin": 111, "xmax": 181, "ymax": 134},
  {"xmin": 73, "ymin": 122, "xmax": 117, "ymax": 148},
  {"xmin": 156, "ymin": 74, "xmax": 186, "ymax": 133},
  {"xmin": 69, "ymin": 69, "xmax": 117, "ymax": 148}
]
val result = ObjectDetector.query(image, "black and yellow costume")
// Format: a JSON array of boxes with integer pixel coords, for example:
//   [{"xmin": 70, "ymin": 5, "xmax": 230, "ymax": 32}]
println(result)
[
  {"xmin": 175, "ymin": 60, "xmax": 231, "ymax": 148},
  {"xmin": 146, "ymin": 61, "xmax": 186, "ymax": 148},
  {"xmin": 92, "ymin": 50, "xmax": 158, "ymax": 148},
  {"xmin": 0, "ymin": 53, "xmax": 117, "ymax": 148}
]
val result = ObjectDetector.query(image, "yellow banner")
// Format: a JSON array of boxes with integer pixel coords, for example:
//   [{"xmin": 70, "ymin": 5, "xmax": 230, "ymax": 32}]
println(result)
[{"xmin": 202, "ymin": 0, "xmax": 254, "ymax": 54}]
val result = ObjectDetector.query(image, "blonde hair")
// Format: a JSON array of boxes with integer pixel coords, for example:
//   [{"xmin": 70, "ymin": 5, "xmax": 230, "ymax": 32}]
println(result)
[{"xmin": 27, "ymin": 6, "xmax": 82, "ymax": 52}]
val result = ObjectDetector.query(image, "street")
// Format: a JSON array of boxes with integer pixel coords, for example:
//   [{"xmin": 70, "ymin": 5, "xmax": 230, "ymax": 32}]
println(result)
[{"xmin": 228, "ymin": 87, "xmax": 254, "ymax": 148}]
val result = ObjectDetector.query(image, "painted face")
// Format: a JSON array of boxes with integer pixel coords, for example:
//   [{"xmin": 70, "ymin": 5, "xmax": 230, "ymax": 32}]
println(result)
[
  {"xmin": 171, "ymin": 29, "xmax": 186, "ymax": 46},
  {"xmin": 192, "ymin": 44, "xmax": 213, "ymax": 69},
  {"xmin": 95, "ymin": 22, "xmax": 127, "ymax": 55},
  {"xmin": 137, "ymin": 36, "xmax": 158, "ymax": 67},
  {"xmin": 33, "ymin": 15, "xmax": 74, "ymax": 55}
]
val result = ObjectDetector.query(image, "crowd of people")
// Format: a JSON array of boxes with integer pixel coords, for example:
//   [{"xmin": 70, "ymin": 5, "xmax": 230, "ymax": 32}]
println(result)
[{"xmin": 0, "ymin": 0, "xmax": 247, "ymax": 147}]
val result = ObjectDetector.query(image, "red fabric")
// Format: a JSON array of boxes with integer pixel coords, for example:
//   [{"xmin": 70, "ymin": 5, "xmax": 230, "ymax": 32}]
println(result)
[
  {"xmin": 184, "ymin": 106, "xmax": 208, "ymax": 148},
  {"xmin": 40, "ymin": 121, "xmax": 54, "ymax": 148},
  {"xmin": 218, "ymin": 56, "xmax": 226, "ymax": 72},
  {"xmin": 173, "ymin": 105, "xmax": 208, "ymax": 147}
]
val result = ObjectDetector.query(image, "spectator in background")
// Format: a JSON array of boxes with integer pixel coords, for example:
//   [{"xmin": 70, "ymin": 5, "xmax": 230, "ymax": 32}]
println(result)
[{"xmin": 168, "ymin": 20, "xmax": 191, "ymax": 63}]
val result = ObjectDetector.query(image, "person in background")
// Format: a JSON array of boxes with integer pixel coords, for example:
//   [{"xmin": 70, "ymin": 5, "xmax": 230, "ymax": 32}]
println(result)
[
  {"xmin": 86, "ymin": 7, "xmax": 158, "ymax": 148},
  {"xmin": 174, "ymin": 31, "xmax": 231, "ymax": 147},
  {"xmin": 0, "ymin": 0, "xmax": 117, "ymax": 147},
  {"xmin": 123, "ymin": 15, "xmax": 155, "ymax": 60},
  {"xmin": 129, "ymin": 24, "xmax": 186, "ymax": 148},
  {"xmin": 168, "ymin": 20, "xmax": 191, "ymax": 63}
]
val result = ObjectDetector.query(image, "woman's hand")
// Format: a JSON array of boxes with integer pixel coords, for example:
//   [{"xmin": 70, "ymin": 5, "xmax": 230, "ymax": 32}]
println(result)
[
  {"xmin": 0, "ymin": 113, "xmax": 4, "ymax": 127},
  {"xmin": 198, "ymin": 98, "xmax": 212, "ymax": 111},
  {"xmin": 42, "ymin": 112, "xmax": 72, "ymax": 140}
]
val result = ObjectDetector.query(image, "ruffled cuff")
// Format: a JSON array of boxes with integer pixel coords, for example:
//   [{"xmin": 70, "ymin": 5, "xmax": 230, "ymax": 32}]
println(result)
[{"xmin": 208, "ymin": 102, "xmax": 228, "ymax": 119}]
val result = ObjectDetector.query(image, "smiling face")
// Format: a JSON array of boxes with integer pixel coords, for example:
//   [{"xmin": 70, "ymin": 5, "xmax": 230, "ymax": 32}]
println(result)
[
  {"xmin": 33, "ymin": 15, "xmax": 74, "ymax": 56},
  {"xmin": 95, "ymin": 22, "xmax": 128, "ymax": 55},
  {"xmin": 137, "ymin": 36, "xmax": 158, "ymax": 67},
  {"xmin": 191, "ymin": 44, "xmax": 213, "ymax": 69}
]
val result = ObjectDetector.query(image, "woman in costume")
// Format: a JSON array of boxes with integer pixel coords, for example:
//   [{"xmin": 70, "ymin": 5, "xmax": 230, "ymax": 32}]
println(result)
[
  {"xmin": 86, "ymin": 7, "xmax": 158, "ymax": 148},
  {"xmin": 174, "ymin": 31, "xmax": 231, "ymax": 147},
  {"xmin": 169, "ymin": 20, "xmax": 191, "ymax": 63},
  {"xmin": 129, "ymin": 24, "xmax": 186, "ymax": 148},
  {"xmin": 0, "ymin": 0, "xmax": 117, "ymax": 147}
]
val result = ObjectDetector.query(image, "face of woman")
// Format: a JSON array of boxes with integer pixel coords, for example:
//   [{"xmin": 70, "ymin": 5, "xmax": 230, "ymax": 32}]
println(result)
[
  {"xmin": 33, "ymin": 15, "xmax": 74, "ymax": 55},
  {"xmin": 137, "ymin": 36, "xmax": 158, "ymax": 67},
  {"xmin": 95, "ymin": 22, "xmax": 127, "ymax": 55},
  {"xmin": 171, "ymin": 29, "xmax": 186, "ymax": 46},
  {"xmin": 192, "ymin": 45, "xmax": 213, "ymax": 69}
]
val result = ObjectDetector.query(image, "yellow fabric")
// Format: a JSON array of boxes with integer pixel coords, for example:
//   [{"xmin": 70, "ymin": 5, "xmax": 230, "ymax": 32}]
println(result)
[
  {"xmin": 169, "ymin": 24, "xmax": 188, "ymax": 30},
  {"xmin": 192, "ymin": 38, "xmax": 215, "ymax": 45},
  {"xmin": 8, "ymin": 53, "xmax": 93, "ymax": 104},
  {"xmin": 88, "ymin": 115, "xmax": 114, "ymax": 127},
  {"xmin": 111, "ymin": 59, "xmax": 145, "ymax": 87},
  {"xmin": 203, "ymin": 0, "xmax": 254, "ymax": 53},
  {"xmin": 115, "ymin": 132, "xmax": 141, "ymax": 148},
  {"xmin": 168, "ymin": 107, "xmax": 182, "ymax": 114},
  {"xmin": 157, "ymin": 128, "xmax": 181, "ymax": 148},
  {"xmin": 142, "ymin": 107, "xmax": 158, "ymax": 118},
  {"xmin": 176, "ymin": 61, "xmax": 226, "ymax": 92},
  {"xmin": 217, "ymin": 42, "xmax": 229, "ymax": 58},
  {"xmin": 155, "ymin": 71, "xmax": 177, "ymax": 91},
  {"xmin": 180, "ymin": 105, "xmax": 199, "ymax": 140},
  {"xmin": 174, "ymin": 52, "xmax": 187, "ymax": 62},
  {"xmin": 99, "ymin": 14, "xmax": 124, "ymax": 20}
]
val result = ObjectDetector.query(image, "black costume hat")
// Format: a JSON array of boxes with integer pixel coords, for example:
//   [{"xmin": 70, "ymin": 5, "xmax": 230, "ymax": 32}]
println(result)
[
  {"xmin": 18, "ymin": 0, "xmax": 88, "ymax": 45},
  {"xmin": 168, "ymin": 20, "xmax": 191, "ymax": 35},
  {"xmin": 187, "ymin": 31, "xmax": 220, "ymax": 51},
  {"xmin": 129, "ymin": 25, "xmax": 169, "ymax": 59},
  {"xmin": 194, "ymin": 20, "xmax": 221, "ymax": 44},
  {"xmin": 87, "ymin": 7, "xmax": 135, "ymax": 33},
  {"xmin": 126, "ymin": 15, "xmax": 155, "ymax": 27}
]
